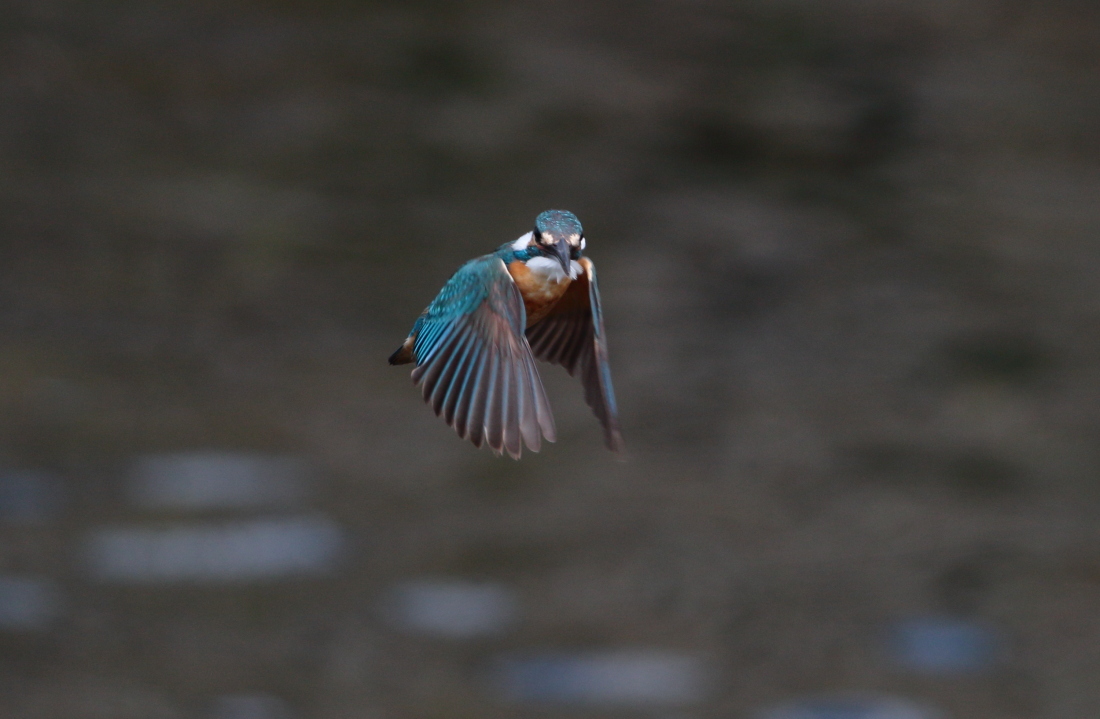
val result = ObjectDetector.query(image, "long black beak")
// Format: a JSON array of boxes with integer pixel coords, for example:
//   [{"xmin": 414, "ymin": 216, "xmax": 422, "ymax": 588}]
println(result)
[{"xmin": 550, "ymin": 239, "xmax": 571, "ymax": 275}]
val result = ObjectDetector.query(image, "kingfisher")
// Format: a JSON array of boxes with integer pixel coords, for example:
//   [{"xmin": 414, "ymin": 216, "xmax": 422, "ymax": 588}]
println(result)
[{"xmin": 389, "ymin": 210, "xmax": 623, "ymax": 458}]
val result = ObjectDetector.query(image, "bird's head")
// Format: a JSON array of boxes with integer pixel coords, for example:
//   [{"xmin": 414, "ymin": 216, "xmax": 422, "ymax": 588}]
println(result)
[{"xmin": 532, "ymin": 209, "xmax": 584, "ymax": 274}]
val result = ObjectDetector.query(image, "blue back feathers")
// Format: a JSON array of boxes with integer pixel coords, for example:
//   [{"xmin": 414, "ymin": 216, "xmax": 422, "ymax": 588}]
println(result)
[
  {"xmin": 496, "ymin": 244, "xmax": 538, "ymax": 265},
  {"xmin": 412, "ymin": 258, "xmax": 500, "ymax": 360}
]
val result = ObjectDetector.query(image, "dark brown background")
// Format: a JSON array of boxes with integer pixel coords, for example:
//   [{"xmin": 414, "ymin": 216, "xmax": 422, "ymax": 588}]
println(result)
[{"xmin": 1, "ymin": 0, "xmax": 1099, "ymax": 717}]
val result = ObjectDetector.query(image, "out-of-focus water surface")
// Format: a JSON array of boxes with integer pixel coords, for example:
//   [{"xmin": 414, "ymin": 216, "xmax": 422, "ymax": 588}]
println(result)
[{"xmin": 1, "ymin": 1, "xmax": 1098, "ymax": 717}]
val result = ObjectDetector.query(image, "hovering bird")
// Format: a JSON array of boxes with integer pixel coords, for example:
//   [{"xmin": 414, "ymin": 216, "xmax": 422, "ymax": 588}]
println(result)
[{"xmin": 389, "ymin": 210, "xmax": 623, "ymax": 458}]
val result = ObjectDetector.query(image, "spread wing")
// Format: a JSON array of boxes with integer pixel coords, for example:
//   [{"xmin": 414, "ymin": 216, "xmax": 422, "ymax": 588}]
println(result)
[
  {"xmin": 408, "ymin": 256, "xmax": 555, "ymax": 459},
  {"xmin": 526, "ymin": 257, "xmax": 624, "ymax": 453}
]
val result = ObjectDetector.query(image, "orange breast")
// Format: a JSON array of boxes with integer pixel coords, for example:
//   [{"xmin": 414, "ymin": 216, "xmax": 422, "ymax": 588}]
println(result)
[{"xmin": 507, "ymin": 261, "xmax": 572, "ymax": 326}]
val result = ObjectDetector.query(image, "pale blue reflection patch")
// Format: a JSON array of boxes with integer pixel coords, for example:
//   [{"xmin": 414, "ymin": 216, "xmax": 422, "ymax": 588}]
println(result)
[
  {"xmin": 0, "ymin": 575, "xmax": 60, "ymax": 631},
  {"xmin": 383, "ymin": 579, "xmax": 518, "ymax": 638},
  {"xmin": 211, "ymin": 693, "xmax": 294, "ymax": 719},
  {"xmin": 0, "ymin": 471, "xmax": 63, "ymax": 523},
  {"xmin": 755, "ymin": 694, "xmax": 942, "ymax": 719},
  {"xmin": 888, "ymin": 616, "xmax": 1002, "ymax": 674},
  {"xmin": 128, "ymin": 452, "xmax": 311, "ymax": 511},
  {"xmin": 83, "ymin": 515, "xmax": 344, "ymax": 583},
  {"xmin": 492, "ymin": 650, "xmax": 707, "ymax": 707}
]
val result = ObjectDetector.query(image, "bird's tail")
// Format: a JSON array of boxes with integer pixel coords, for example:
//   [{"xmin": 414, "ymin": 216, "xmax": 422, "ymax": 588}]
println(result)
[{"xmin": 388, "ymin": 338, "xmax": 415, "ymax": 365}]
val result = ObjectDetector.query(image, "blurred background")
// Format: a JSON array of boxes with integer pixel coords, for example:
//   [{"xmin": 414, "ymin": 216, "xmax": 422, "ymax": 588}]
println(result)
[{"xmin": 0, "ymin": 0, "xmax": 1098, "ymax": 717}]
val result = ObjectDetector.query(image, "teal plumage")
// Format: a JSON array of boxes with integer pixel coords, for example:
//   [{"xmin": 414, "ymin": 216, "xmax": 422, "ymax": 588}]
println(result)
[{"xmin": 390, "ymin": 210, "xmax": 623, "ymax": 458}]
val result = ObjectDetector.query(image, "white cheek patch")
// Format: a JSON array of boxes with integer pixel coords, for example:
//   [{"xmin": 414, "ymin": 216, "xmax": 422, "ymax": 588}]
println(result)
[
  {"xmin": 569, "ymin": 260, "xmax": 581, "ymax": 279},
  {"xmin": 511, "ymin": 232, "xmax": 534, "ymax": 251},
  {"xmin": 580, "ymin": 237, "xmax": 586, "ymax": 250}
]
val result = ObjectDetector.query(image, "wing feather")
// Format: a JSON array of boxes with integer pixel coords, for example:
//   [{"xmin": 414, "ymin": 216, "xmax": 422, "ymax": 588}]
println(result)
[
  {"xmin": 465, "ymin": 353, "xmax": 490, "ymax": 448},
  {"xmin": 452, "ymin": 340, "xmax": 482, "ymax": 439},
  {"xmin": 526, "ymin": 257, "xmax": 624, "ymax": 453},
  {"xmin": 430, "ymin": 326, "xmax": 474, "ymax": 415},
  {"xmin": 517, "ymin": 352, "xmax": 539, "ymax": 453},
  {"xmin": 446, "ymin": 338, "xmax": 481, "ymax": 430},
  {"xmin": 484, "ymin": 351, "xmax": 504, "ymax": 454},
  {"xmin": 501, "ymin": 354, "xmax": 520, "ymax": 458},
  {"xmin": 406, "ymin": 256, "xmax": 553, "ymax": 458}
]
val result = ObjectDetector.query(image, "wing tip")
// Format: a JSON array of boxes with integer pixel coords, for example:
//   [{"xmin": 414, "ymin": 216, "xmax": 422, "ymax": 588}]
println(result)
[{"xmin": 606, "ymin": 431, "xmax": 627, "ymax": 459}]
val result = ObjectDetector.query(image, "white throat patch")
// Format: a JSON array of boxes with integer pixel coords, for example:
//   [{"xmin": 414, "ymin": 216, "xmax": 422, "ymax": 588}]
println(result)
[{"xmin": 526, "ymin": 256, "xmax": 581, "ymax": 281}]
